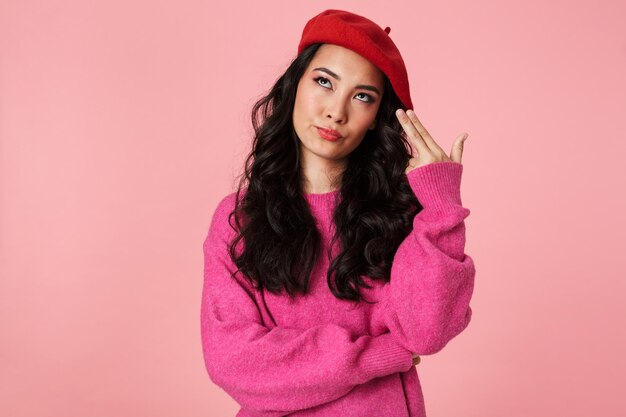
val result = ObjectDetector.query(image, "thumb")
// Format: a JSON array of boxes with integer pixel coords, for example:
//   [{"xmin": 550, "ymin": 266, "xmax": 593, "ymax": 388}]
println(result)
[{"xmin": 450, "ymin": 133, "xmax": 468, "ymax": 163}]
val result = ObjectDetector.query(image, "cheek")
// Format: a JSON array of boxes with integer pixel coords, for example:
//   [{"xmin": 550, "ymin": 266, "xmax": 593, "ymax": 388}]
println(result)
[
  {"xmin": 293, "ymin": 87, "xmax": 320, "ymax": 131},
  {"xmin": 294, "ymin": 95, "xmax": 309, "ymax": 120},
  {"xmin": 300, "ymin": 82, "xmax": 327, "ymax": 105},
  {"xmin": 302, "ymin": 91, "xmax": 325, "ymax": 113},
  {"xmin": 355, "ymin": 110, "xmax": 378, "ymax": 130}
]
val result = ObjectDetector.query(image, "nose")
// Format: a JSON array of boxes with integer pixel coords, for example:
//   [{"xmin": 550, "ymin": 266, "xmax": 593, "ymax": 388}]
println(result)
[{"xmin": 325, "ymin": 95, "xmax": 348, "ymax": 124}]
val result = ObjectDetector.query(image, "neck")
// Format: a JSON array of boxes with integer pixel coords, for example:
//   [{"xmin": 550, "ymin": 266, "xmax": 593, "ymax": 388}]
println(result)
[{"xmin": 300, "ymin": 162, "xmax": 345, "ymax": 194}]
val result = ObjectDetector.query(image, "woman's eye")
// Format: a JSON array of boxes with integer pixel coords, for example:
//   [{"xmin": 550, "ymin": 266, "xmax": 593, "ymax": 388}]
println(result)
[
  {"xmin": 314, "ymin": 76, "xmax": 332, "ymax": 88},
  {"xmin": 314, "ymin": 77, "xmax": 374, "ymax": 103},
  {"xmin": 355, "ymin": 93, "xmax": 374, "ymax": 103}
]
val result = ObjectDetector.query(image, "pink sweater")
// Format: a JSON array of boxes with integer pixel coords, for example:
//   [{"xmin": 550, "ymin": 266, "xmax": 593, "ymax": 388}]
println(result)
[{"xmin": 201, "ymin": 161, "xmax": 475, "ymax": 417}]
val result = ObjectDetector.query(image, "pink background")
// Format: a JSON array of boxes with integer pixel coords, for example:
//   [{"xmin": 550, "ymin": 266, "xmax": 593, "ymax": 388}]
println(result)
[{"xmin": 2, "ymin": 0, "xmax": 625, "ymax": 416}]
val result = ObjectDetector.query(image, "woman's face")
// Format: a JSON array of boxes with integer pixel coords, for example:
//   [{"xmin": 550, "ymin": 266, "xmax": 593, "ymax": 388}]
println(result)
[{"xmin": 292, "ymin": 44, "xmax": 384, "ymax": 170}]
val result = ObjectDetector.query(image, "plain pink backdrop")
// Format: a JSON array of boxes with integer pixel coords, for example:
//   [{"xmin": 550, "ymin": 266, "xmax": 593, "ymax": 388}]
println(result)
[{"xmin": 2, "ymin": 0, "xmax": 625, "ymax": 416}]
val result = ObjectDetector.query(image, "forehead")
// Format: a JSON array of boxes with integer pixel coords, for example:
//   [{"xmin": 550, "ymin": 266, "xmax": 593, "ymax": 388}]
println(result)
[{"xmin": 308, "ymin": 44, "xmax": 384, "ymax": 86}]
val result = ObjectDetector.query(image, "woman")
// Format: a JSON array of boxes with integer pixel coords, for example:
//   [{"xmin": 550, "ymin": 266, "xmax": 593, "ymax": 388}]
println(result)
[{"xmin": 201, "ymin": 9, "xmax": 475, "ymax": 417}]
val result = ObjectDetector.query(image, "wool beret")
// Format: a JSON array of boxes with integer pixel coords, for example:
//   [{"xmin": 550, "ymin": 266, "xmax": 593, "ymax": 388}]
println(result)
[{"xmin": 297, "ymin": 9, "xmax": 413, "ymax": 110}]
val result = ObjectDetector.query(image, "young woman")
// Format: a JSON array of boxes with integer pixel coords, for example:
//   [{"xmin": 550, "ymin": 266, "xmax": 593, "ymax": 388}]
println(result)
[{"xmin": 201, "ymin": 9, "xmax": 475, "ymax": 417}]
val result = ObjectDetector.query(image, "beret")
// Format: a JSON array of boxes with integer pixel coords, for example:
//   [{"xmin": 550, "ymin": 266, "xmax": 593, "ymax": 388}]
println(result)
[{"xmin": 297, "ymin": 9, "xmax": 413, "ymax": 110}]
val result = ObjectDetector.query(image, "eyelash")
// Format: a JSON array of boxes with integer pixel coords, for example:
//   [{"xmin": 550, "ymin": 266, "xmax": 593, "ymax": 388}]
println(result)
[{"xmin": 313, "ymin": 76, "xmax": 375, "ymax": 103}]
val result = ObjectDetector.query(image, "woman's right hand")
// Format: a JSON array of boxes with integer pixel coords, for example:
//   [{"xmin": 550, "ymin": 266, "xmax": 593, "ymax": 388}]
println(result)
[{"xmin": 412, "ymin": 353, "xmax": 421, "ymax": 366}]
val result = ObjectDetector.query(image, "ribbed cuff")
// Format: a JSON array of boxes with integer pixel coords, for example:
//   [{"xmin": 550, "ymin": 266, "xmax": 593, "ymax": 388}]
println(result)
[
  {"xmin": 358, "ymin": 332, "xmax": 413, "ymax": 380},
  {"xmin": 407, "ymin": 161, "xmax": 464, "ymax": 213}
]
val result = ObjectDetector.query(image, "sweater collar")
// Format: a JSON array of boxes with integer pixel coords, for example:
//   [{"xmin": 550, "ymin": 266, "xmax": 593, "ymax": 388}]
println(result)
[{"xmin": 304, "ymin": 189, "xmax": 340, "ymax": 211}]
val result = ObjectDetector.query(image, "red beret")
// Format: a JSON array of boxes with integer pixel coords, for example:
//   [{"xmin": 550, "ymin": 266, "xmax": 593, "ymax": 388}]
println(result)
[{"xmin": 297, "ymin": 9, "xmax": 413, "ymax": 110}]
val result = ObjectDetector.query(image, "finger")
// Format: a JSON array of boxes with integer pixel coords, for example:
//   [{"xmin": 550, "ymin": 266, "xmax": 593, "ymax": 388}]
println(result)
[
  {"xmin": 405, "ymin": 110, "xmax": 440, "ymax": 153},
  {"xmin": 450, "ymin": 132, "xmax": 468, "ymax": 163},
  {"xmin": 395, "ymin": 109, "xmax": 428, "ymax": 155}
]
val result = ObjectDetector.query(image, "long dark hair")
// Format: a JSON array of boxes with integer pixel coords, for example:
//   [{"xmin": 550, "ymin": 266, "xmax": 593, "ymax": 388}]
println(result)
[{"xmin": 227, "ymin": 43, "xmax": 422, "ymax": 304}]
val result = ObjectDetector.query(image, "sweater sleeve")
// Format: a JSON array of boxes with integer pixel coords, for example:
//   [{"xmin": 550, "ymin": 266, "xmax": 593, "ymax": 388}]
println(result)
[
  {"xmin": 380, "ymin": 161, "xmax": 476, "ymax": 356},
  {"xmin": 200, "ymin": 195, "xmax": 414, "ymax": 417}
]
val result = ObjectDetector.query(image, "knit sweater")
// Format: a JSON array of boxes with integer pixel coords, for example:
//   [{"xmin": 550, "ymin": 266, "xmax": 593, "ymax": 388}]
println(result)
[{"xmin": 200, "ymin": 160, "xmax": 475, "ymax": 417}]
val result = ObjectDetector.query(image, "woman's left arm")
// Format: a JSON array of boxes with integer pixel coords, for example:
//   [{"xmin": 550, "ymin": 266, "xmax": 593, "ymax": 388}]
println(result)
[
  {"xmin": 380, "ymin": 160, "xmax": 475, "ymax": 355},
  {"xmin": 381, "ymin": 110, "xmax": 474, "ymax": 355}
]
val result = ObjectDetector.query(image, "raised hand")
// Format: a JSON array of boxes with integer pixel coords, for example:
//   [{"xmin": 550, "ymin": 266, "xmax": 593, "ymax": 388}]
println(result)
[{"xmin": 395, "ymin": 109, "xmax": 468, "ymax": 175}]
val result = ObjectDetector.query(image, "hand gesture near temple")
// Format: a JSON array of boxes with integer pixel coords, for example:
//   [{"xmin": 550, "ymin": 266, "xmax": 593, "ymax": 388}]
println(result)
[{"xmin": 396, "ymin": 109, "xmax": 468, "ymax": 175}]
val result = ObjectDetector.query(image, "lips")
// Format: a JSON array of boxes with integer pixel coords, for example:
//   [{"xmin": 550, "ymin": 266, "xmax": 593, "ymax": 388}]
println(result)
[{"xmin": 316, "ymin": 126, "xmax": 342, "ymax": 141}]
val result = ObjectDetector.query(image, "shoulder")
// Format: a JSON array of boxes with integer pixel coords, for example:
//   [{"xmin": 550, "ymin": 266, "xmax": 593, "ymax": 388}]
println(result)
[
  {"xmin": 209, "ymin": 189, "xmax": 243, "ymax": 236},
  {"xmin": 205, "ymin": 188, "xmax": 250, "ymax": 246},
  {"xmin": 212, "ymin": 190, "xmax": 239, "ymax": 223}
]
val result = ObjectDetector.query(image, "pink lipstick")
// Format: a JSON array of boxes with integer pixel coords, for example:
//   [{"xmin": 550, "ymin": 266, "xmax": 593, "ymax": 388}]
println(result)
[{"xmin": 316, "ymin": 127, "xmax": 342, "ymax": 141}]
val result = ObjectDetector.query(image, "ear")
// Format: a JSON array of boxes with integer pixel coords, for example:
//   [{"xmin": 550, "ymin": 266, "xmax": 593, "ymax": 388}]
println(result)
[{"xmin": 368, "ymin": 121, "xmax": 377, "ymax": 130}]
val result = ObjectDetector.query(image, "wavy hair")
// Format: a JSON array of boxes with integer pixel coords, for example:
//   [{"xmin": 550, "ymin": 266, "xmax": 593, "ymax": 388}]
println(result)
[{"xmin": 227, "ymin": 43, "xmax": 422, "ymax": 304}]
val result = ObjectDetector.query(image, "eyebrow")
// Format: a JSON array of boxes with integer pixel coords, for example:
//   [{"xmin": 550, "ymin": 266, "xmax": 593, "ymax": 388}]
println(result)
[{"xmin": 312, "ymin": 67, "xmax": 382, "ymax": 96}]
